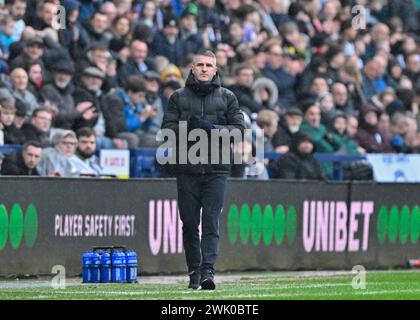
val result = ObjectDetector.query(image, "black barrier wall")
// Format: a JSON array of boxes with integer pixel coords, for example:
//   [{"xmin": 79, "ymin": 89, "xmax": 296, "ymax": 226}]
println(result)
[{"xmin": 0, "ymin": 178, "xmax": 419, "ymax": 276}]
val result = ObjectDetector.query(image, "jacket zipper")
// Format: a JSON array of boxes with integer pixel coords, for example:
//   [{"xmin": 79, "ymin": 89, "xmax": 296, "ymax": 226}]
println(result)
[{"xmin": 201, "ymin": 98, "xmax": 204, "ymax": 117}]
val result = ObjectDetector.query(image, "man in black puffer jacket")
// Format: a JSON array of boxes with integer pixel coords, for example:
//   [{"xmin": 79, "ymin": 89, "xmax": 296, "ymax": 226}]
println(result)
[{"xmin": 161, "ymin": 50, "xmax": 244, "ymax": 291}]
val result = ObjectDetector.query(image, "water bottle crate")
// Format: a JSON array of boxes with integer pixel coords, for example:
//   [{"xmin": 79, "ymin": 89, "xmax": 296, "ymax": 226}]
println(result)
[{"xmin": 82, "ymin": 245, "xmax": 139, "ymax": 284}]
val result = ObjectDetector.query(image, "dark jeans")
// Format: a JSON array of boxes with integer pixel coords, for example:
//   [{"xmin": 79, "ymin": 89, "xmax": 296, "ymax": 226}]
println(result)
[{"xmin": 176, "ymin": 174, "xmax": 228, "ymax": 273}]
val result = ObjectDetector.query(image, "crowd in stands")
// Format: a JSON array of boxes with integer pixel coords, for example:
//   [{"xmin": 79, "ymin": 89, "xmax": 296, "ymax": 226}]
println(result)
[{"xmin": 0, "ymin": 0, "xmax": 418, "ymax": 179}]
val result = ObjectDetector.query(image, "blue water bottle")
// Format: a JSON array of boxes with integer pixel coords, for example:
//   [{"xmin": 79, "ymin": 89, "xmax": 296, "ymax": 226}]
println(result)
[
  {"xmin": 100, "ymin": 250, "xmax": 111, "ymax": 283},
  {"xmin": 91, "ymin": 251, "xmax": 101, "ymax": 283},
  {"xmin": 82, "ymin": 251, "xmax": 93, "ymax": 283},
  {"xmin": 125, "ymin": 250, "xmax": 138, "ymax": 283},
  {"xmin": 111, "ymin": 250, "xmax": 125, "ymax": 283}
]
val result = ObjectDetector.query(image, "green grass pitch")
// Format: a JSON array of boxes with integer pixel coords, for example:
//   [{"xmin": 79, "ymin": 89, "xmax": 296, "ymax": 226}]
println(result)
[{"xmin": 0, "ymin": 270, "xmax": 419, "ymax": 300}]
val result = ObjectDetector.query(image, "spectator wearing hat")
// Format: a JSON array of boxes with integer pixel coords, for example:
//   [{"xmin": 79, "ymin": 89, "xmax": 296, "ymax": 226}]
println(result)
[
  {"xmin": 72, "ymin": 67, "xmax": 106, "ymax": 131},
  {"xmin": 9, "ymin": 36, "xmax": 44, "ymax": 71},
  {"xmin": 269, "ymin": 132, "xmax": 326, "ymax": 181},
  {"xmin": 159, "ymin": 63, "xmax": 184, "ymax": 86},
  {"xmin": 117, "ymin": 40, "xmax": 156, "ymax": 85},
  {"xmin": 1, "ymin": 140, "xmax": 43, "ymax": 176},
  {"xmin": 150, "ymin": 14, "xmax": 186, "ymax": 66},
  {"xmin": 355, "ymin": 103, "xmax": 394, "ymax": 154},
  {"xmin": 13, "ymin": 98, "xmax": 26, "ymax": 128},
  {"xmin": 0, "ymin": 98, "xmax": 25, "ymax": 145},
  {"xmin": 40, "ymin": 60, "xmax": 94, "ymax": 130},
  {"xmin": 179, "ymin": 4, "xmax": 204, "ymax": 56},
  {"xmin": 272, "ymin": 107, "xmax": 303, "ymax": 154},
  {"xmin": 72, "ymin": 66, "xmax": 118, "ymax": 150}
]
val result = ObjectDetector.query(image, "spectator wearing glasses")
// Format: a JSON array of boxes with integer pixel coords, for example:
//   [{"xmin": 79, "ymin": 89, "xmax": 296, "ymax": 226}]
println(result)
[{"xmin": 37, "ymin": 129, "xmax": 80, "ymax": 177}]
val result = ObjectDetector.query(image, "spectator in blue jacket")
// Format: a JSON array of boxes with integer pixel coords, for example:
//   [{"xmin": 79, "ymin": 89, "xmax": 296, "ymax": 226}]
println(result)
[{"xmin": 101, "ymin": 75, "xmax": 156, "ymax": 148}]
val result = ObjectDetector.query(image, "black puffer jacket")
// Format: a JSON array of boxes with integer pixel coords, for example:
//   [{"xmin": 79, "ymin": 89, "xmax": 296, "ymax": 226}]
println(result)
[{"xmin": 161, "ymin": 72, "xmax": 244, "ymax": 175}]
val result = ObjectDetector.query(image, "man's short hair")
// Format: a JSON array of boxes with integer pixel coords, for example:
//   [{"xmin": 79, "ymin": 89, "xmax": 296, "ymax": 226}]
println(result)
[
  {"xmin": 124, "ymin": 75, "xmax": 147, "ymax": 93},
  {"xmin": 23, "ymin": 140, "xmax": 43, "ymax": 151},
  {"xmin": 193, "ymin": 50, "xmax": 216, "ymax": 64},
  {"xmin": 76, "ymin": 127, "xmax": 96, "ymax": 139},
  {"xmin": 0, "ymin": 99, "xmax": 16, "ymax": 112},
  {"xmin": 31, "ymin": 107, "xmax": 53, "ymax": 118},
  {"xmin": 256, "ymin": 109, "xmax": 279, "ymax": 127},
  {"xmin": 233, "ymin": 64, "xmax": 253, "ymax": 76}
]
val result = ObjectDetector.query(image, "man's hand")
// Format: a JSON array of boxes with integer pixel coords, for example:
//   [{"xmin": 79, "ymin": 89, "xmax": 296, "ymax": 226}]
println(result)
[{"xmin": 188, "ymin": 115, "xmax": 214, "ymax": 131}]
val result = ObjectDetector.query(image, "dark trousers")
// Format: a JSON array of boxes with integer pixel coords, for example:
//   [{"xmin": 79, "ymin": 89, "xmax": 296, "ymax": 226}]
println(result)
[{"xmin": 176, "ymin": 174, "xmax": 228, "ymax": 273}]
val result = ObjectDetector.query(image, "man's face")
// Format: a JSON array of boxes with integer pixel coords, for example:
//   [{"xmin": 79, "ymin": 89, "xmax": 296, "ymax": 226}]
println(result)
[
  {"xmin": 40, "ymin": 2, "xmax": 57, "ymax": 26},
  {"xmin": 22, "ymin": 145, "xmax": 42, "ymax": 169},
  {"xmin": 32, "ymin": 111, "xmax": 52, "ymax": 132},
  {"xmin": 332, "ymin": 84, "xmax": 348, "ymax": 105},
  {"xmin": 285, "ymin": 114, "xmax": 302, "ymax": 133},
  {"xmin": 297, "ymin": 140, "xmax": 314, "ymax": 154},
  {"xmin": 263, "ymin": 120, "xmax": 278, "ymax": 138},
  {"xmin": 128, "ymin": 90, "xmax": 146, "ymax": 105},
  {"xmin": 11, "ymin": 69, "xmax": 28, "ymax": 91},
  {"xmin": 333, "ymin": 117, "xmax": 347, "ymax": 135},
  {"xmin": 58, "ymin": 135, "xmax": 78, "ymax": 157},
  {"xmin": 311, "ymin": 78, "xmax": 329, "ymax": 95},
  {"xmin": 24, "ymin": 44, "xmax": 44, "ymax": 60},
  {"xmin": 266, "ymin": 46, "xmax": 283, "ymax": 69},
  {"xmin": 180, "ymin": 14, "xmax": 196, "ymax": 31},
  {"xmin": 236, "ymin": 68, "xmax": 254, "ymax": 88},
  {"xmin": 91, "ymin": 49, "xmax": 109, "ymax": 66},
  {"xmin": 347, "ymin": 117, "xmax": 358, "ymax": 137},
  {"xmin": 10, "ymin": 1, "xmax": 27, "ymax": 20},
  {"xmin": 28, "ymin": 64, "xmax": 42, "ymax": 82},
  {"xmin": 92, "ymin": 13, "xmax": 109, "ymax": 33},
  {"xmin": 54, "ymin": 72, "xmax": 72, "ymax": 89},
  {"xmin": 191, "ymin": 55, "xmax": 217, "ymax": 82},
  {"xmin": 1, "ymin": 110, "xmax": 15, "ymax": 126},
  {"xmin": 131, "ymin": 41, "xmax": 148, "ymax": 62},
  {"xmin": 364, "ymin": 111, "xmax": 378, "ymax": 127},
  {"xmin": 146, "ymin": 79, "xmax": 159, "ymax": 93},
  {"xmin": 77, "ymin": 135, "xmax": 97, "ymax": 158},
  {"xmin": 82, "ymin": 76, "xmax": 103, "ymax": 92},
  {"xmin": 304, "ymin": 106, "xmax": 321, "ymax": 128}
]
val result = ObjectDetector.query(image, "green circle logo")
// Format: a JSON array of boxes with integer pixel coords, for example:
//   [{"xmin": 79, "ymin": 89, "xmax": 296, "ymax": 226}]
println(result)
[
  {"xmin": 239, "ymin": 204, "xmax": 251, "ymax": 245},
  {"xmin": 399, "ymin": 205, "xmax": 410, "ymax": 244},
  {"xmin": 262, "ymin": 205, "xmax": 274, "ymax": 246},
  {"xmin": 251, "ymin": 205, "xmax": 262, "ymax": 246},
  {"xmin": 286, "ymin": 206, "xmax": 297, "ymax": 245},
  {"xmin": 24, "ymin": 204, "xmax": 38, "ymax": 248},
  {"xmin": 0, "ymin": 204, "xmax": 38, "ymax": 251},
  {"xmin": 9, "ymin": 204, "xmax": 24, "ymax": 249},
  {"xmin": 411, "ymin": 206, "xmax": 420, "ymax": 244},
  {"xmin": 388, "ymin": 205, "xmax": 399, "ymax": 244},
  {"xmin": 227, "ymin": 204, "xmax": 240, "ymax": 245},
  {"xmin": 0, "ymin": 205, "xmax": 8, "ymax": 250},
  {"xmin": 274, "ymin": 205, "xmax": 286, "ymax": 245},
  {"xmin": 377, "ymin": 205, "xmax": 388, "ymax": 245}
]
